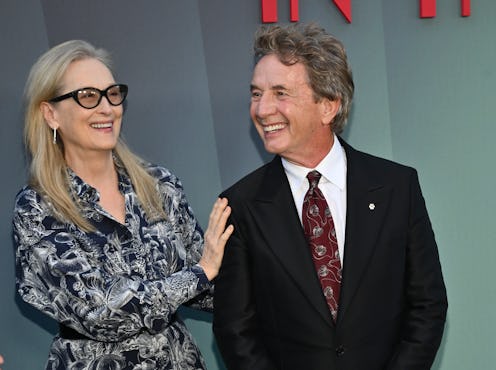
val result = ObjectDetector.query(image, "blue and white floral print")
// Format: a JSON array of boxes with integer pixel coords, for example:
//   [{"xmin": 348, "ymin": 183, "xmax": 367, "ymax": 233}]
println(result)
[{"xmin": 13, "ymin": 164, "xmax": 212, "ymax": 369}]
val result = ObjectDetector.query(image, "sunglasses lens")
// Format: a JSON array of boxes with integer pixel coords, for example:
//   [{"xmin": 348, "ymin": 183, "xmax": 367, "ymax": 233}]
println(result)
[
  {"xmin": 76, "ymin": 88, "xmax": 100, "ymax": 108},
  {"xmin": 107, "ymin": 85, "xmax": 127, "ymax": 106}
]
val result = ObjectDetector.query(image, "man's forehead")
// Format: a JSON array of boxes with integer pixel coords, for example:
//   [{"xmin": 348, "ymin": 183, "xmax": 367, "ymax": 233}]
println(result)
[{"xmin": 252, "ymin": 56, "xmax": 309, "ymax": 86}]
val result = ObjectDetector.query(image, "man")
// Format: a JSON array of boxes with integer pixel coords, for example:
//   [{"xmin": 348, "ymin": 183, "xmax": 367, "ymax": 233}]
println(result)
[{"xmin": 213, "ymin": 23, "xmax": 447, "ymax": 370}]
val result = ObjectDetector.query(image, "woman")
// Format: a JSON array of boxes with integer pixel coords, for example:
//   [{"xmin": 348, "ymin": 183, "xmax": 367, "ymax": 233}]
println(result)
[{"xmin": 13, "ymin": 40, "xmax": 233, "ymax": 369}]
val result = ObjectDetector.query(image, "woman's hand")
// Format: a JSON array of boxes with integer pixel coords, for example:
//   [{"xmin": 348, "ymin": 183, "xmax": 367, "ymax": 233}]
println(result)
[{"xmin": 199, "ymin": 198, "xmax": 234, "ymax": 281}]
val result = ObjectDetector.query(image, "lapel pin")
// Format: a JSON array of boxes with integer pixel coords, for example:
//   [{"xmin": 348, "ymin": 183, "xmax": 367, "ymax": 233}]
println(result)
[{"xmin": 369, "ymin": 203, "xmax": 375, "ymax": 210}]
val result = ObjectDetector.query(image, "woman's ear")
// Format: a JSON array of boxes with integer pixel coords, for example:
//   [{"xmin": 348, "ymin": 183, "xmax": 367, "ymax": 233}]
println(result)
[
  {"xmin": 40, "ymin": 102, "xmax": 59, "ymax": 130},
  {"xmin": 320, "ymin": 98, "xmax": 341, "ymax": 126}
]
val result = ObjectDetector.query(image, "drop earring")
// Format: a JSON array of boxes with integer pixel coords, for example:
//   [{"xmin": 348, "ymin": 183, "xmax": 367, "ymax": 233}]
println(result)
[{"xmin": 53, "ymin": 128, "xmax": 57, "ymax": 144}]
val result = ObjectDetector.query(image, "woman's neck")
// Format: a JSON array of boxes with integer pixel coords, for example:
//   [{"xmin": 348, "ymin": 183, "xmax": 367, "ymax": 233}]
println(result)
[{"xmin": 66, "ymin": 151, "xmax": 117, "ymax": 190}]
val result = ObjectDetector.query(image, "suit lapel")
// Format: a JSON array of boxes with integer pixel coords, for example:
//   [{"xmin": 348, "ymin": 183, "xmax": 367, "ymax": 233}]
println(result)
[
  {"xmin": 249, "ymin": 157, "xmax": 335, "ymax": 328},
  {"xmin": 337, "ymin": 139, "xmax": 392, "ymax": 322}
]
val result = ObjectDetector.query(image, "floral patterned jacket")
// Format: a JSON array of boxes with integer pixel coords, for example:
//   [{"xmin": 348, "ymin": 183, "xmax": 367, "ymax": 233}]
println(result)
[{"xmin": 13, "ymin": 164, "xmax": 213, "ymax": 370}]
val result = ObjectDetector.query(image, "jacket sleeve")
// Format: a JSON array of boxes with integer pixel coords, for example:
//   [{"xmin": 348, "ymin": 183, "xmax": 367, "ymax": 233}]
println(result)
[
  {"xmin": 387, "ymin": 170, "xmax": 448, "ymax": 369},
  {"xmin": 213, "ymin": 203, "xmax": 277, "ymax": 370}
]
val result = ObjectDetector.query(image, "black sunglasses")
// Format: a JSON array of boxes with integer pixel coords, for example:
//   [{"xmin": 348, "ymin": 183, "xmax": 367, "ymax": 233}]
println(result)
[{"xmin": 50, "ymin": 84, "xmax": 128, "ymax": 109}]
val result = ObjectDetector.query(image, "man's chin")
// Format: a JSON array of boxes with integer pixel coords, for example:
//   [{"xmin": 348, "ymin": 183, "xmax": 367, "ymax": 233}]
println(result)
[{"xmin": 263, "ymin": 144, "xmax": 282, "ymax": 155}]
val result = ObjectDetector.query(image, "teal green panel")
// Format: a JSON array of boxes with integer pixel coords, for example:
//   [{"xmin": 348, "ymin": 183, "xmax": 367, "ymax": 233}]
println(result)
[{"xmin": 384, "ymin": 1, "xmax": 496, "ymax": 369}]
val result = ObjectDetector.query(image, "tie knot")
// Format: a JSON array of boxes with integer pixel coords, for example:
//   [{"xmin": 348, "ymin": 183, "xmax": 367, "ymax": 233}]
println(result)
[{"xmin": 306, "ymin": 170, "xmax": 322, "ymax": 189}]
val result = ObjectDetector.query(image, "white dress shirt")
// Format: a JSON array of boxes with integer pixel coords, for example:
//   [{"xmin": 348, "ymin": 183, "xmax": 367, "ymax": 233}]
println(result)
[{"xmin": 282, "ymin": 135, "xmax": 347, "ymax": 264}]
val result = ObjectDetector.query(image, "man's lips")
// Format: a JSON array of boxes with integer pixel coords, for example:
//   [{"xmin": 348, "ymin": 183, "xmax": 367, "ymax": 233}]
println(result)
[{"xmin": 263, "ymin": 123, "xmax": 286, "ymax": 133}]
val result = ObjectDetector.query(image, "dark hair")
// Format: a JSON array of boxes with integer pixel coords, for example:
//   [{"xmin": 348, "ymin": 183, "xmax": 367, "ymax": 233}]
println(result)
[{"xmin": 254, "ymin": 23, "xmax": 354, "ymax": 134}]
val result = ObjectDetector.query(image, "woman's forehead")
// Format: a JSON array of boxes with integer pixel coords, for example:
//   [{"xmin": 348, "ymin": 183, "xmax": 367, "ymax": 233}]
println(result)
[{"xmin": 61, "ymin": 58, "xmax": 115, "ymax": 90}]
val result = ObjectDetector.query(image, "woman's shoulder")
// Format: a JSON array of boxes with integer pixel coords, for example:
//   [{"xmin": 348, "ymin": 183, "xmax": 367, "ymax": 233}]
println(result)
[
  {"xmin": 141, "ymin": 162, "xmax": 183, "ymax": 190},
  {"xmin": 14, "ymin": 184, "xmax": 42, "ymax": 208},
  {"xmin": 13, "ymin": 184, "xmax": 53, "ymax": 221}
]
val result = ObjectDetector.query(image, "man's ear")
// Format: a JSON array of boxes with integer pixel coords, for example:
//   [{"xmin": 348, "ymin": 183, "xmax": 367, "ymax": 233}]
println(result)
[
  {"xmin": 320, "ymin": 98, "xmax": 341, "ymax": 126},
  {"xmin": 40, "ymin": 102, "xmax": 59, "ymax": 130}
]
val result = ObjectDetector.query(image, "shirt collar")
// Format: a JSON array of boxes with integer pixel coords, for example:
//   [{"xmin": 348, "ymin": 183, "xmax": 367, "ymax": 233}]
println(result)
[
  {"xmin": 66, "ymin": 161, "xmax": 132, "ymax": 203},
  {"xmin": 282, "ymin": 134, "xmax": 347, "ymax": 191},
  {"xmin": 67, "ymin": 167, "xmax": 99, "ymax": 203}
]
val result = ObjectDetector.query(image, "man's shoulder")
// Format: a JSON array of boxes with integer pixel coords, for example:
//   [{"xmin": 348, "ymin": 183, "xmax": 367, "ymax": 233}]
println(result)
[{"xmin": 343, "ymin": 139, "xmax": 416, "ymax": 177}]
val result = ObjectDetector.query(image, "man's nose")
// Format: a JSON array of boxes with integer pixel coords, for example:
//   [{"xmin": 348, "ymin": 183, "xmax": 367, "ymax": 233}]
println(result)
[{"xmin": 255, "ymin": 94, "xmax": 277, "ymax": 117}]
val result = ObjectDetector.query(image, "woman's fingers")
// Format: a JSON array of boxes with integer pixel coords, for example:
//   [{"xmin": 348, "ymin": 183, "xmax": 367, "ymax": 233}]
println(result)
[
  {"xmin": 200, "ymin": 198, "xmax": 234, "ymax": 281},
  {"xmin": 205, "ymin": 198, "xmax": 231, "ymax": 240}
]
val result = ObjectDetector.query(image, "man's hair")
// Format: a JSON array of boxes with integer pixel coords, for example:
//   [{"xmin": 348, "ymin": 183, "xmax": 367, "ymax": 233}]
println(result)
[{"xmin": 254, "ymin": 23, "xmax": 354, "ymax": 134}]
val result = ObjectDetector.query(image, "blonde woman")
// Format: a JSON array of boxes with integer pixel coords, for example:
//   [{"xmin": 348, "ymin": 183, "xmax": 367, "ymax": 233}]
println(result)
[{"xmin": 13, "ymin": 40, "xmax": 233, "ymax": 369}]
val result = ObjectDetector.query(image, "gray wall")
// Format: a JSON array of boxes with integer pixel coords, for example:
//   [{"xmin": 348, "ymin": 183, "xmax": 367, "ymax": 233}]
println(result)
[{"xmin": 1, "ymin": 1, "xmax": 495, "ymax": 369}]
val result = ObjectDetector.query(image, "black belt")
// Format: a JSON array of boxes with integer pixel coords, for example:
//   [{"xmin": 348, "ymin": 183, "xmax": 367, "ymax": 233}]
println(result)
[
  {"xmin": 59, "ymin": 324, "xmax": 91, "ymax": 340},
  {"xmin": 59, "ymin": 320, "xmax": 167, "ymax": 341}
]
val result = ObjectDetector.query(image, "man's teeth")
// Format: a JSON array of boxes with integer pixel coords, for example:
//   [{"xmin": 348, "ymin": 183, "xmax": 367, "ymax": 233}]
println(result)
[
  {"xmin": 91, "ymin": 123, "xmax": 112, "ymax": 129},
  {"xmin": 264, "ymin": 124, "xmax": 285, "ymax": 133}
]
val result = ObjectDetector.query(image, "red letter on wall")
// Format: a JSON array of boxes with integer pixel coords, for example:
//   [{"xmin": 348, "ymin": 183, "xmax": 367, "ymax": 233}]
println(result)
[
  {"xmin": 290, "ymin": 0, "xmax": 299, "ymax": 22},
  {"xmin": 262, "ymin": 0, "xmax": 353, "ymax": 24},
  {"xmin": 420, "ymin": 0, "xmax": 436, "ymax": 18},
  {"xmin": 262, "ymin": 0, "xmax": 278, "ymax": 23},
  {"xmin": 420, "ymin": 0, "xmax": 470, "ymax": 18},
  {"xmin": 461, "ymin": 0, "xmax": 470, "ymax": 17},
  {"xmin": 333, "ymin": 0, "xmax": 352, "ymax": 23}
]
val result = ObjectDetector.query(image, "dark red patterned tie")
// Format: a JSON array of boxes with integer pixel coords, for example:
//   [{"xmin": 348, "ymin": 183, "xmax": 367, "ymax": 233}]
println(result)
[{"xmin": 302, "ymin": 170, "xmax": 342, "ymax": 321}]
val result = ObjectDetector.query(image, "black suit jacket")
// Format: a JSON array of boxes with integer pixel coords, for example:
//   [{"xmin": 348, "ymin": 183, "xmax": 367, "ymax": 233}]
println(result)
[{"xmin": 213, "ymin": 138, "xmax": 447, "ymax": 370}]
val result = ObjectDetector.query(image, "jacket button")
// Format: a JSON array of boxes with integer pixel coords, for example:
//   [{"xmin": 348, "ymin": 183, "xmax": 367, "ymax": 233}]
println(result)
[{"xmin": 336, "ymin": 345, "xmax": 345, "ymax": 357}]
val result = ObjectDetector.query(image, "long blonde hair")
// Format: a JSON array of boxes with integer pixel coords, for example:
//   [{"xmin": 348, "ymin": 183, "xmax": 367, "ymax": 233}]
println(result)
[{"xmin": 24, "ymin": 40, "xmax": 166, "ymax": 231}]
